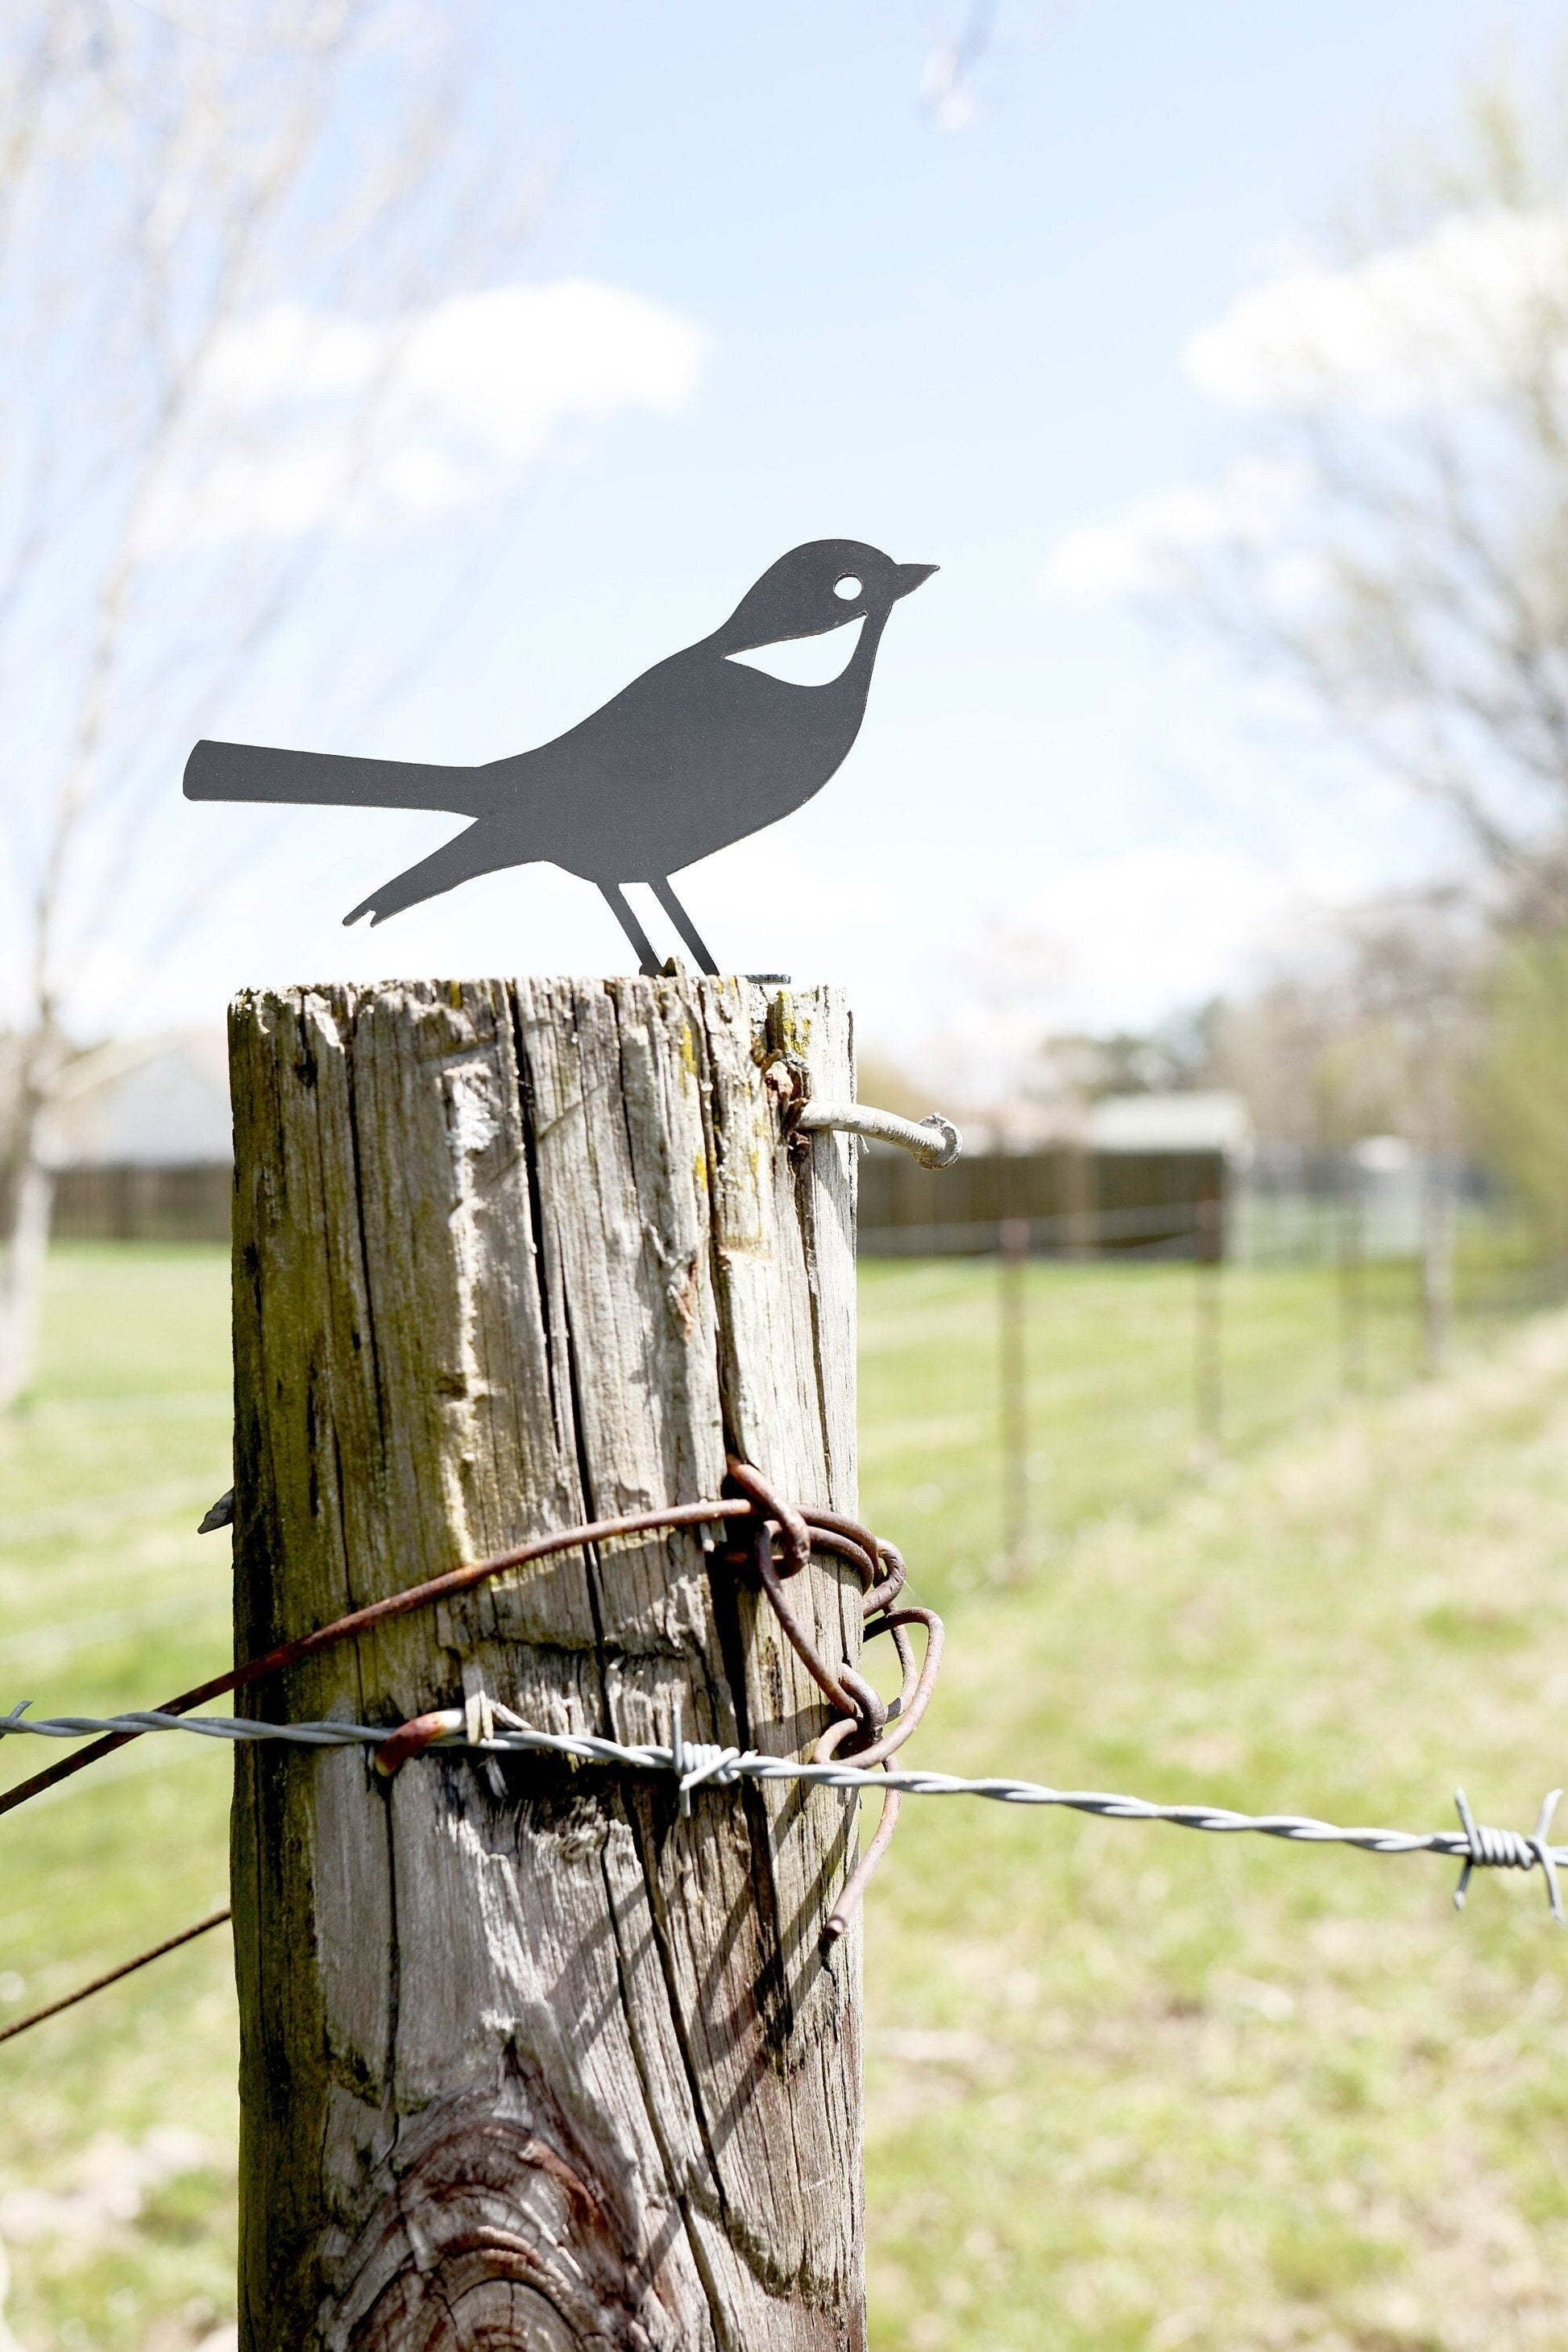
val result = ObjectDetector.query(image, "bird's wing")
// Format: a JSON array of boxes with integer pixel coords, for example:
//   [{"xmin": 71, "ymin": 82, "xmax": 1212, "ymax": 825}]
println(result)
[
  {"xmin": 504, "ymin": 644, "xmax": 865, "ymax": 881},
  {"xmin": 185, "ymin": 739, "xmax": 493, "ymax": 818}
]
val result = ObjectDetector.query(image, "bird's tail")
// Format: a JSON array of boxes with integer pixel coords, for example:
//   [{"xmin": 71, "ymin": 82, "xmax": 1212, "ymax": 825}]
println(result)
[
  {"xmin": 185, "ymin": 739, "xmax": 481, "ymax": 816},
  {"xmin": 344, "ymin": 824, "xmax": 515, "ymax": 927}
]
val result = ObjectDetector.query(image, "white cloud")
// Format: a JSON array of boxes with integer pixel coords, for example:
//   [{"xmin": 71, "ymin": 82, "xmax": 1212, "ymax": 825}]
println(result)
[
  {"xmin": 898, "ymin": 846, "xmax": 1358, "ymax": 1115},
  {"xmin": 1043, "ymin": 205, "xmax": 1568, "ymax": 610},
  {"xmin": 145, "ymin": 279, "xmax": 709, "ymax": 550},
  {"xmin": 919, "ymin": 40, "xmax": 978, "ymax": 135},
  {"xmin": 1185, "ymin": 206, "xmax": 1568, "ymax": 413},
  {"xmin": 1021, "ymin": 844, "xmax": 1355, "ymax": 1030},
  {"xmin": 1041, "ymin": 456, "xmax": 1302, "ymax": 604}
]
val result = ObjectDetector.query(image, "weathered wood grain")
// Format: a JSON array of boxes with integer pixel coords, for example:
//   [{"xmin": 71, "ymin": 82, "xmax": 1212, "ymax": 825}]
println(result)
[{"xmin": 229, "ymin": 977, "xmax": 862, "ymax": 2351}]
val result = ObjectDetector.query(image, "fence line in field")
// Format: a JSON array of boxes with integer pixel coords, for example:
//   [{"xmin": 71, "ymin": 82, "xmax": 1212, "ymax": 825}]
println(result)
[
  {"xmin": 7, "ymin": 1213, "xmax": 1568, "ymax": 2070},
  {"xmin": 863, "ymin": 1203, "xmax": 1566, "ymax": 1577}
]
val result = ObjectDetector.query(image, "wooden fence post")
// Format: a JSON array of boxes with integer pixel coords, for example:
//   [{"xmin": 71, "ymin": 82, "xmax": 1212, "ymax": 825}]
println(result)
[
  {"xmin": 1420, "ymin": 1159, "xmax": 1454, "ymax": 1376},
  {"xmin": 1337, "ymin": 1166, "xmax": 1367, "ymax": 1395},
  {"xmin": 227, "ymin": 975, "xmax": 864, "ymax": 2351},
  {"xmin": 1193, "ymin": 1193, "xmax": 1223, "ymax": 1451},
  {"xmin": 997, "ymin": 1217, "xmax": 1030, "ymax": 1573}
]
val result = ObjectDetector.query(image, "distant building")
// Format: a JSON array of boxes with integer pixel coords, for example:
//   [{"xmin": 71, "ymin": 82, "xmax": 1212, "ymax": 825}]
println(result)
[
  {"xmin": 1085, "ymin": 1090, "xmax": 1253, "ymax": 1163},
  {"xmin": 6, "ymin": 1033, "xmax": 236, "ymax": 1241},
  {"xmin": 1348, "ymin": 1134, "xmax": 1425, "ymax": 1257},
  {"xmin": 39, "ymin": 1032, "xmax": 231, "ymax": 1169}
]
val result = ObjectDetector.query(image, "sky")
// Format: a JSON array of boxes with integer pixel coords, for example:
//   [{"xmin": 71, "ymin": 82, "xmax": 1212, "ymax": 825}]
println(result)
[{"xmin": 33, "ymin": 0, "xmax": 1568, "ymax": 1059}]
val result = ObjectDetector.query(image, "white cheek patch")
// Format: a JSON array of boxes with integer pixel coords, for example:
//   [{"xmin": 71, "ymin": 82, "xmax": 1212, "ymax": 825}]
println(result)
[{"xmin": 726, "ymin": 612, "xmax": 865, "ymax": 686}]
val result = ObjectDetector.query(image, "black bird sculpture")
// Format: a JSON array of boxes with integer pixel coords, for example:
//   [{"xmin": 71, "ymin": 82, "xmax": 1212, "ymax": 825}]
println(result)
[{"xmin": 184, "ymin": 538, "xmax": 935, "ymax": 973}]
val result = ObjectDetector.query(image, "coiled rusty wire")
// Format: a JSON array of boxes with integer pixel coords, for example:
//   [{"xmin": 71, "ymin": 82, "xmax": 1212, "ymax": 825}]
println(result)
[
  {"xmin": 366, "ymin": 1455, "xmax": 943, "ymax": 1942},
  {"xmin": 0, "ymin": 1458, "xmax": 942, "ymax": 1943},
  {"xmin": 721, "ymin": 1457, "xmax": 943, "ymax": 1937}
]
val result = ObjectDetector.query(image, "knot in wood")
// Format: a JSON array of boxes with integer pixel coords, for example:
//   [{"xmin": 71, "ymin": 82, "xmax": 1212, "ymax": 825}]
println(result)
[{"xmin": 319, "ymin": 2072, "xmax": 682, "ymax": 2351}]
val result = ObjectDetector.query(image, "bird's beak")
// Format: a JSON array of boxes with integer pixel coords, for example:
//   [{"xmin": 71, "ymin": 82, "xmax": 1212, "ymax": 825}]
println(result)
[{"xmin": 890, "ymin": 562, "xmax": 939, "ymax": 599}]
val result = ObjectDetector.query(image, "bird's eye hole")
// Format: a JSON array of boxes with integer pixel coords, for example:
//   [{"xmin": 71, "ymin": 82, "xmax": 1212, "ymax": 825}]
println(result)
[{"xmin": 832, "ymin": 575, "xmax": 861, "ymax": 601}]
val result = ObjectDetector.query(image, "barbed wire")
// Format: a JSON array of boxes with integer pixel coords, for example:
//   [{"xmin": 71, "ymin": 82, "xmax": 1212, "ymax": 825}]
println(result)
[
  {"xmin": 4, "ymin": 1452, "xmax": 1564, "ymax": 2061},
  {"xmin": 4, "ymin": 1696, "xmax": 1562, "ymax": 1920}
]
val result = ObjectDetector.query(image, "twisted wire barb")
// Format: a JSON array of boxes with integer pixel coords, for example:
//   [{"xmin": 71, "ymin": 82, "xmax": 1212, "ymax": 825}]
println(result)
[{"xmin": 1454, "ymin": 1786, "xmax": 1563, "ymax": 1920}]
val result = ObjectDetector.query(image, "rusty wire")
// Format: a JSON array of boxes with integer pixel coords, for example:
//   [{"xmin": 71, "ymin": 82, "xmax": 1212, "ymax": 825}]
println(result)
[
  {"xmin": 0, "ymin": 1910, "xmax": 232, "ymax": 2048},
  {"xmin": 0, "ymin": 1471, "xmax": 935, "ymax": 1832},
  {"xmin": 722, "ymin": 1456, "xmax": 942, "ymax": 1937},
  {"xmin": 0, "ymin": 1462, "xmax": 940, "ymax": 2016},
  {"xmin": 289, "ymin": 1456, "xmax": 941, "ymax": 1942}
]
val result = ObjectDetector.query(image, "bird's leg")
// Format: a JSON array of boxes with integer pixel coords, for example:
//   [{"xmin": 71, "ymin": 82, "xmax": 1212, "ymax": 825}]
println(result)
[
  {"xmin": 650, "ymin": 877, "xmax": 720, "ymax": 976},
  {"xmin": 599, "ymin": 882, "xmax": 663, "ymax": 976}
]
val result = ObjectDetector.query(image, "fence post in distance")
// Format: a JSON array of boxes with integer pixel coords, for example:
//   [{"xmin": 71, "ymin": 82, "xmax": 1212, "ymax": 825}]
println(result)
[
  {"xmin": 1193, "ymin": 1191, "xmax": 1223, "ymax": 1451},
  {"xmin": 998, "ymin": 1215, "xmax": 1031, "ymax": 1573},
  {"xmin": 1337, "ymin": 1158, "xmax": 1367, "ymax": 1394},
  {"xmin": 1420, "ymin": 1157, "xmax": 1454, "ymax": 1376}
]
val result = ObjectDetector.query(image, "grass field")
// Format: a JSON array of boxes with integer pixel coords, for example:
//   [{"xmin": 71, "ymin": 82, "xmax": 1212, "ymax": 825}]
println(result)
[{"xmin": 3, "ymin": 1246, "xmax": 1568, "ymax": 2348}]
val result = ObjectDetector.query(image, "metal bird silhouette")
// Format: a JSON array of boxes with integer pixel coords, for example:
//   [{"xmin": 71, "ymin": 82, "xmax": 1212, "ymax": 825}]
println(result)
[{"xmin": 184, "ymin": 538, "xmax": 935, "ymax": 973}]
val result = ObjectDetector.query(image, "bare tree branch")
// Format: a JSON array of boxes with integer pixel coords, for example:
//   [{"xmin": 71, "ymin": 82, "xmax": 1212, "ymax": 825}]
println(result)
[{"xmin": 0, "ymin": 0, "xmax": 535, "ymax": 1405}]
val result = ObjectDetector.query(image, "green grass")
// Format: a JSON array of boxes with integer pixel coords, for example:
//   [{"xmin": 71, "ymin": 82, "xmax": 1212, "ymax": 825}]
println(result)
[
  {"xmin": 861, "ymin": 1296, "xmax": 1568, "ymax": 2350},
  {"xmin": 861, "ymin": 1255, "xmax": 1494, "ymax": 1607},
  {"xmin": 5, "ymin": 1245, "xmax": 1568, "ymax": 2347},
  {"xmin": 0, "ymin": 1249, "xmax": 236, "ymax": 2352}
]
